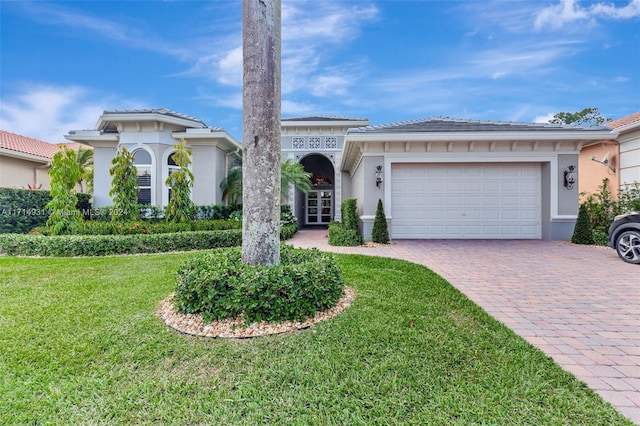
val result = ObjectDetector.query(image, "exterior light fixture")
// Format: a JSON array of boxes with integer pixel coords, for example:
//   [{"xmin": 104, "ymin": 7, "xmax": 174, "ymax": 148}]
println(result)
[
  {"xmin": 375, "ymin": 165, "xmax": 383, "ymax": 188},
  {"xmin": 564, "ymin": 165, "xmax": 576, "ymax": 190}
]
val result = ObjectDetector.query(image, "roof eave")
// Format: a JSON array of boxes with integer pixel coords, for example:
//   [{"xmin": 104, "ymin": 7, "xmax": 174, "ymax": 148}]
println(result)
[
  {"xmin": 344, "ymin": 130, "xmax": 615, "ymax": 142},
  {"xmin": 96, "ymin": 112, "xmax": 206, "ymax": 130},
  {"xmin": 0, "ymin": 148, "xmax": 52, "ymax": 164}
]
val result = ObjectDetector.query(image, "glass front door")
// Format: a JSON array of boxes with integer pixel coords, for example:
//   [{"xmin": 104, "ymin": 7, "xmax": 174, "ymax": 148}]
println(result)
[{"xmin": 306, "ymin": 190, "xmax": 333, "ymax": 225}]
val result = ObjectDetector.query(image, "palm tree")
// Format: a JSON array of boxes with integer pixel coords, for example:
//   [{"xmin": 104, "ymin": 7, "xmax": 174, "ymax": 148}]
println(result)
[
  {"xmin": 220, "ymin": 156, "xmax": 311, "ymax": 204},
  {"xmin": 66, "ymin": 146, "xmax": 94, "ymax": 194}
]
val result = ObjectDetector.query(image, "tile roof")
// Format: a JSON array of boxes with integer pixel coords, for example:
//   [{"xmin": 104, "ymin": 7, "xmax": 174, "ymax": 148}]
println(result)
[
  {"xmin": 348, "ymin": 117, "xmax": 608, "ymax": 133},
  {"xmin": 0, "ymin": 130, "xmax": 90, "ymax": 160},
  {"xmin": 0, "ymin": 130, "xmax": 62, "ymax": 159},
  {"xmin": 608, "ymin": 112, "xmax": 640, "ymax": 129},
  {"xmin": 282, "ymin": 115, "xmax": 368, "ymax": 122},
  {"xmin": 102, "ymin": 108, "xmax": 206, "ymax": 126}
]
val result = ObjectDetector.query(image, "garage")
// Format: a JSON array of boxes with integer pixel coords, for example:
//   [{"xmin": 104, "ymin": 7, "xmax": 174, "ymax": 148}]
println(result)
[{"xmin": 391, "ymin": 163, "xmax": 541, "ymax": 239}]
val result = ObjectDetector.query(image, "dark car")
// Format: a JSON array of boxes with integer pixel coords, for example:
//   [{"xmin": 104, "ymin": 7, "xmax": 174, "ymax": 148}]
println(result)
[{"xmin": 608, "ymin": 212, "xmax": 640, "ymax": 264}]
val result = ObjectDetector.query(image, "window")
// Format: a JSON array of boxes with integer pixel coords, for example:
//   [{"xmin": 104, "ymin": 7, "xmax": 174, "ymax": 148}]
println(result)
[
  {"xmin": 133, "ymin": 149, "xmax": 152, "ymax": 205},
  {"xmin": 166, "ymin": 152, "xmax": 179, "ymax": 202}
]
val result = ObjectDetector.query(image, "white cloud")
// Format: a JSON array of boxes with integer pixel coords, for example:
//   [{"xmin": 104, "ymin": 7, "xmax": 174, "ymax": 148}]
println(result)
[
  {"xmin": 0, "ymin": 84, "xmax": 138, "ymax": 143},
  {"xmin": 535, "ymin": 0, "xmax": 640, "ymax": 30},
  {"xmin": 534, "ymin": 113, "xmax": 556, "ymax": 123}
]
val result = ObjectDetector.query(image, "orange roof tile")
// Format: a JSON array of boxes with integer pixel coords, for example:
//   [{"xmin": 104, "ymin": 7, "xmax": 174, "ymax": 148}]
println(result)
[
  {"xmin": 0, "ymin": 130, "xmax": 91, "ymax": 160},
  {"xmin": 609, "ymin": 112, "xmax": 640, "ymax": 129}
]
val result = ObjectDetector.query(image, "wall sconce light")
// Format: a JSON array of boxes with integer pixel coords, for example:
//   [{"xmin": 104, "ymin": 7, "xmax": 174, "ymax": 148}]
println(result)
[
  {"xmin": 375, "ymin": 165, "xmax": 383, "ymax": 188},
  {"xmin": 563, "ymin": 165, "xmax": 576, "ymax": 190}
]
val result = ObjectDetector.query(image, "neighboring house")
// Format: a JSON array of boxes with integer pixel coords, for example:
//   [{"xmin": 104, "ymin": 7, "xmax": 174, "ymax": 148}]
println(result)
[
  {"xmin": 0, "ymin": 130, "xmax": 87, "ymax": 190},
  {"xmin": 67, "ymin": 109, "xmax": 618, "ymax": 241},
  {"xmin": 578, "ymin": 112, "xmax": 640, "ymax": 198},
  {"xmin": 609, "ymin": 112, "xmax": 640, "ymax": 188},
  {"xmin": 65, "ymin": 109, "xmax": 242, "ymax": 208}
]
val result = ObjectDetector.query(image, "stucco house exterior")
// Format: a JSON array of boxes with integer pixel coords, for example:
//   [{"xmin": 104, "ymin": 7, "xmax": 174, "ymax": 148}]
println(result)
[
  {"xmin": 336, "ymin": 118, "xmax": 612, "ymax": 241},
  {"xmin": 66, "ymin": 109, "xmax": 622, "ymax": 241},
  {"xmin": 0, "ymin": 130, "xmax": 88, "ymax": 190},
  {"xmin": 65, "ymin": 109, "xmax": 241, "ymax": 209},
  {"xmin": 609, "ymin": 112, "xmax": 640, "ymax": 188},
  {"xmin": 578, "ymin": 112, "xmax": 640, "ymax": 198}
]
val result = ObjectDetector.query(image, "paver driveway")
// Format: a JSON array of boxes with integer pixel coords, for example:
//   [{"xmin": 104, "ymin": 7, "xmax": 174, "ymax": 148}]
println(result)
[{"xmin": 290, "ymin": 229, "xmax": 640, "ymax": 424}]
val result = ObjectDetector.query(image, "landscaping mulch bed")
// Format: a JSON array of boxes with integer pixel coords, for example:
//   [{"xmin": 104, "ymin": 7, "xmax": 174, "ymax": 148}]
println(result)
[{"xmin": 157, "ymin": 286, "xmax": 355, "ymax": 338}]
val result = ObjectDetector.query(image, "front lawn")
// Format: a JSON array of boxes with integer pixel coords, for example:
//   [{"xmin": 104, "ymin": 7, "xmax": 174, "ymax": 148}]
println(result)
[{"xmin": 0, "ymin": 253, "xmax": 630, "ymax": 425}]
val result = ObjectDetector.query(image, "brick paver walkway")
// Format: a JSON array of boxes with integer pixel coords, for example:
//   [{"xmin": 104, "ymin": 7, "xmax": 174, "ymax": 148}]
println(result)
[{"xmin": 290, "ymin": 229, "xmax": 640, "ymax": 424}]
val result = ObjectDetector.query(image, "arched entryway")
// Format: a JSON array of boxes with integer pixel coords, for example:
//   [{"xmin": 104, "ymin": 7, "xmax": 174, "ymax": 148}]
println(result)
[{"xmin": 296, "ymin": 154, "xmax": 335, "ymax": 226}]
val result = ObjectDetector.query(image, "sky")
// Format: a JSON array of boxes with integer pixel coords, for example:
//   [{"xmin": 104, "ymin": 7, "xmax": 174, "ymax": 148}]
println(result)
[{"xmin": 1, "ymin": 0, "xmax": 639, "ymax": 143}]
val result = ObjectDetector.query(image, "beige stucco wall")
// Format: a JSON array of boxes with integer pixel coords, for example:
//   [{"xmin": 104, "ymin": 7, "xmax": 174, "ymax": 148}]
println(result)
[
  {"xmin": 0, "ymin": 155, "xmax": 51, "ymax": 190},
  {"xmin": 578, "ymin": 141, "xmax": 619, "ymax": 199}
]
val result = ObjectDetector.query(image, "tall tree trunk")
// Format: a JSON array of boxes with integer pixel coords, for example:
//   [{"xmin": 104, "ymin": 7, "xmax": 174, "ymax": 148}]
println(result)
[{"xmin": 242, "ymin": 0, "xmax": 282, "ymax": 266}]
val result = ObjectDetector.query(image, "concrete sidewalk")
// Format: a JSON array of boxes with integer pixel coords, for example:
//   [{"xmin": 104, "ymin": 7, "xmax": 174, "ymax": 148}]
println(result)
[{"xmin": 290, "ymin": 228, "xmax": 640, "ymax": 424}]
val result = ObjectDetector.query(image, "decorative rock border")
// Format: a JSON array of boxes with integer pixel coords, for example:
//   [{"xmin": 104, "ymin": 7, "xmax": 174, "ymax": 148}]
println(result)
[{"xmin": 157, "ymin": 286, "xmax": 355, "ymax": 338}]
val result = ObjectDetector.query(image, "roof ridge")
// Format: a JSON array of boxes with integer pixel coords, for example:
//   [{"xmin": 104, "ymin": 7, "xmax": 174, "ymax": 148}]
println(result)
[{"xmin": 282, "ymin": 115, "xmax": 368, "ymax": 121}]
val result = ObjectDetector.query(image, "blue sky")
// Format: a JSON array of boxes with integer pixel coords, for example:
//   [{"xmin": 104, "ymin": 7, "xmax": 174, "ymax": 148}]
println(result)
[{"xmin": 1, "ymin": 0, "xmax": 639, "ymax": 143}]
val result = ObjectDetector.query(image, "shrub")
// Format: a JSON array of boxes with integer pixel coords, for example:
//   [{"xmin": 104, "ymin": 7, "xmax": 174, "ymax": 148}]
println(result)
[
  {"xmin": 109, "ymin": 147, "xmax": 140, "ymax": 222},
  {"xmin": 572, "ymin": 203, "xmax": 595, "ymax": 245},
  {"xmin": 0, "ymin": 188, "xmax": 91, "ymax": 234},
  {"xmin": 31, "ymin": 219, "xmax": 242, "ymax": 236},
  {"xmin": 46, "ymin": 146, "xmax": 83, "ymax": 234},
  {"xmin": 328, "ymin": 221, "xmax": 362, "ymax": 246},
  {"xmin": 371, "ymin": 199, "xmax": 390, "ymax": 244},
  {"xmin": 194, "ymin": 204, "xmax": 241, "ymax": 221},
  {"xmin": 173, "ymin": 245, "xmax": 344, "ymax": 324},
  {"xmin": 341, "ymin": 198, "xmax": 359, "ymax": 232},
  {"xmin": 0, "ymin": 230, "xmax": 242, "ymax": 257},
  {"xmin": 165, "ymin": 139, "xmax": 195, "ymax": 223},
  {"xmin": 280, "ymin": 223, "xmax": 298, "ymax": 241}
]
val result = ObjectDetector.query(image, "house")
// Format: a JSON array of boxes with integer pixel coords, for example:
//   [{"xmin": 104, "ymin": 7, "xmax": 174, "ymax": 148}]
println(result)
[
  {"xmin": 0, "ymin": 130, "xmax": 87, "ymax": 190},
  {"xmin": 609, "ymin": 112, "xmax": 640, "ymax": 188},
  {"xmin": 578, "ymin": 112, "xmax": 640, "ymax": 198},
  {"xmin": 65, "ymin": 109, "xmax": 242, "ymax": 208},
  {"xmin": 336, "ymin": 118, "xmax": 612, "ymax": 241},
  {"xmin": 67, "ymin": 109, "xmax": 619, "ymax": 241}
]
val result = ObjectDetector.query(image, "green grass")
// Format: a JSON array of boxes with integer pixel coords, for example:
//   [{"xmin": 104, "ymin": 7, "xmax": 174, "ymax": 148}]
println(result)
[{"xmin": 0, "ymin": 253, "xmax": 631, "ymax": 425}]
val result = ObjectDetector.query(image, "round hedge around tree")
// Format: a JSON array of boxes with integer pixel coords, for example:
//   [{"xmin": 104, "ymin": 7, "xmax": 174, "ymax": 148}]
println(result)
[{"xmin": 173, "ymin": 245, "xmax": 344, "ymax": 324}]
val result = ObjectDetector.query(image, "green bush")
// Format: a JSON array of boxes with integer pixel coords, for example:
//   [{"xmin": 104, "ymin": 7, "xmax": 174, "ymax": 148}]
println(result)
[
  {"xmin": 0, "ymin": 230, "xmax": 242, "ymax": 257},
  {"xmin": 173, "ymin": 245, "xmax": 344, "ymax": 324},
  {"xmin": 0, "ymin": 188, "xmax": 91, "ymax": 234},
  {"xmin": 371, "ymin": 199, "xmax": 390, "ymax": 244},
  {"xmin": 341, "ymin": 198, "xmax": 359, "ymax": 232},
  {"xmin": 572, "ymin": 203, "xmax": 595, "ymax": 245},
  {"xmin": 280, "ymin": 223, "xmax": 298, "ymax": 240},
  {"xmin": 32, "ymin": 219, "xmax": 241, "ymax": 236},
  {"xmin": 328, "ymin": 221, "xmax": 363, "ymax": 246}
]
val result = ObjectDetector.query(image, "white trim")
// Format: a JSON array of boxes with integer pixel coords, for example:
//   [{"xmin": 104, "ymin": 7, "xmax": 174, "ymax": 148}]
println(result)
[{"xmin": 131, "ymin": 145, "xmax": 156, "ymax": 207}]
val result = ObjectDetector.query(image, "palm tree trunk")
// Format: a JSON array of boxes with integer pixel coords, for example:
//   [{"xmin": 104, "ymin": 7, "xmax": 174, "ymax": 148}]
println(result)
[{"xmin": 241, "ymin": 0, "xmax": 282, "ymax": 266}]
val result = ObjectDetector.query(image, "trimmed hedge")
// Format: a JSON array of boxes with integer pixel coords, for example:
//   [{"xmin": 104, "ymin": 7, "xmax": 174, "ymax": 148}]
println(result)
[
  {"xmin": 341, "ymin": 198, "xmax": 359, "ymax": 232},
  {"xmin": 174, "ymin": 245, "xmax": 344, "ymax": 323},
  {"xmin": 0, "ymin": 188, "xmax": 91, "ymax": 234},
  {"xmin": 328, "ymin": 221, "xmax": 363, "ymax": 246},
  {"xmin": 0, "ymin": 230, "xmax": 242, "ymax": 257},
  {"xmin": 31, "ymin": 219, "xmax": 242, "ymax": 236},
  {"xmin": 1, "ymin": 223, "xmax": 297, "ymax": 257}
]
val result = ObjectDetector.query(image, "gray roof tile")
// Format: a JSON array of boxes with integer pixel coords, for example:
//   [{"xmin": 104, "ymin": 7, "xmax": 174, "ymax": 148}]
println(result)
[{"xmin": 349, "ymin": 117, "xmax": 609, "ymax": 133}]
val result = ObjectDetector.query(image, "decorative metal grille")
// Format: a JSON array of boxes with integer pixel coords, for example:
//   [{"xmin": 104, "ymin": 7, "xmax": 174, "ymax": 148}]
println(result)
[
  {"xmin": 325, "ymin": 137, "xmax": 337, "ymax": 149},
  {"xmin": 309, "ymin": 137, "xmax": 321, "ymax": 149},
  {"xmin": 292, "ymin": 137, "xmax": 305, "ymax": 149}
]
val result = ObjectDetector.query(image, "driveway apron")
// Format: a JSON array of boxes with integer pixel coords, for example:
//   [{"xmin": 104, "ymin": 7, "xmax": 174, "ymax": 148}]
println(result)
[{"xmin": 290, "ymin": 229, "xmax": 640, "ymax": 424}]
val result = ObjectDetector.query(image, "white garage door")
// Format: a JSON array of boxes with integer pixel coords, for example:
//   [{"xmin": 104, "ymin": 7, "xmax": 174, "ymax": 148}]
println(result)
[{"xmin": 391, "ymin": 163, "xmax": 541, "ymax": 239}]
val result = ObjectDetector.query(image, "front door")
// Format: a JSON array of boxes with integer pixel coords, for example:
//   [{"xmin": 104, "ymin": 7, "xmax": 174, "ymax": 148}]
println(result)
[{"xmin": 306, "ymin": 190, "xmax": 333, "ymax": 225}]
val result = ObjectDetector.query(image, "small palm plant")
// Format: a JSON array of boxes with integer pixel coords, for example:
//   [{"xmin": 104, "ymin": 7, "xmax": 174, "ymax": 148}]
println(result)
[{"xmin": 220, "ymin": 156, "xmax": 311, "ymax": 204}]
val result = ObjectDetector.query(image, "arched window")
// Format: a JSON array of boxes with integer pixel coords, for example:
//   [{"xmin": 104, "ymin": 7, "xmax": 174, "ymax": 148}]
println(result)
[
  {"xmin": 166, "ymin": 152, "xmax": 179, "ymax": 203},
  {"xmin": 133, "ymin": 149, "xmax": 152, "ymax": 205}
]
